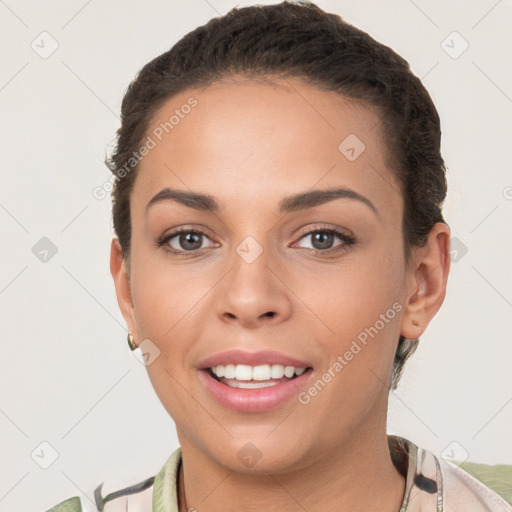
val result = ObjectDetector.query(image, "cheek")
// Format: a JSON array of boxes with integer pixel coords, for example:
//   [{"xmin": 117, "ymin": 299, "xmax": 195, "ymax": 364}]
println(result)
[
  {"xmin": 130, "ymin": 239, "xmax": 210, "ymax": 339},
  {"xmin": 299, "ymin": 243, "xmax": 405, "ymax": 388},
  {"xmin": 300, "ymin": 243, "xmax": 404, "ymax": 335},
  {"xmin": 129, "ymin": 254, "xmax": 210, "ymax": 418},
  {"xmin": 304, "ymin": 259, "xmax": 404, "ymax": 415}
]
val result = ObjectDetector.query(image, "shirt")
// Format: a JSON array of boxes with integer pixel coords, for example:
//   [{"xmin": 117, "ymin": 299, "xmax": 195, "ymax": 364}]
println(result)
[{"xmin": 45, "ymin": 435, "xmax": 512, "ymax": 512}]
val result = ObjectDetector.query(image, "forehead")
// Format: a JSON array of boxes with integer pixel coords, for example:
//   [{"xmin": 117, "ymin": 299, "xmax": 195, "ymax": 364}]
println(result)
[{"xmin": 132, "ymin": 77, "xmax": 402, "ymax": 219}]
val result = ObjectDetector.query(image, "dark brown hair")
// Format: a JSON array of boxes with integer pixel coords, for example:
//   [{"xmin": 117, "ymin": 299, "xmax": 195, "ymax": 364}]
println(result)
[{"xmin": 106, "ymin": 0, "xmax": 447, "ymax": 389}]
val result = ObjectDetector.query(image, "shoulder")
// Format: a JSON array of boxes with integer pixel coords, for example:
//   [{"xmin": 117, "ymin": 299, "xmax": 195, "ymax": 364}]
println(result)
[
  {"xmin": 43, "ymin": 448, "xmax": 182, "ymax": 512},
  {"xmin": 44, "ymin": 478, "xmax": 154, "ymax": 512},
  {"xmin": 45, "ymin": 497, "xmax": 82, "ymax": 512},
  {"xmin": 438, "ymin": 457, "xmax": 512, "ymax": 511},
  {"xmin": 407, "ymin": 437, "xmax": 512, "ymax": 511}
]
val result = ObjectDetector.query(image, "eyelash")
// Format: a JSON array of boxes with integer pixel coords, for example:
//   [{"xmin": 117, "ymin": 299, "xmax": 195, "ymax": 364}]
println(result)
[{"xmin": 157, "ymin": 226, "xmax": 356, "ymax": 257}]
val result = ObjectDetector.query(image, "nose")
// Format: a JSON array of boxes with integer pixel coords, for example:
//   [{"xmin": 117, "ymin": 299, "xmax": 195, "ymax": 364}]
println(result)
[{"xmin": 215, "ymin": 240, "xmax": 292, "ymax": 329}]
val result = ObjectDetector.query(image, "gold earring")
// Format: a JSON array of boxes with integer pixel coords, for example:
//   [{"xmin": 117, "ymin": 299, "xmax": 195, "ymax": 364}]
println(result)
[{"xmin": 127, "ymin": 332, "xmax": 137, "ymax": 351}]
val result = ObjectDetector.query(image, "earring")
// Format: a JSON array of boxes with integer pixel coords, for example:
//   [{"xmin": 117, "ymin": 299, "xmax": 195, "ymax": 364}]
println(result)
[{"xmin": 127, "ymin": 332, "xmax": 137, "ymax": 351}]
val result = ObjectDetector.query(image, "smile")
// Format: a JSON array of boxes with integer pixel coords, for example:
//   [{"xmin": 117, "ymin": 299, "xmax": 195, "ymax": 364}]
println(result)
[
  {"xmin": 209, "ymin": 363, "xmax": 307, "ymax": 388},
  {"xmin": 197, "ymin": 350, "xmax": 313, "ymax": 412}
]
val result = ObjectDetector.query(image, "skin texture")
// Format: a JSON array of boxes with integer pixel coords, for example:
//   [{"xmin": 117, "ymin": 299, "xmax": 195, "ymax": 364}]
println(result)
[{"xmin": 110, "ymin": 77, "xmax": 451, "ymax": 511}]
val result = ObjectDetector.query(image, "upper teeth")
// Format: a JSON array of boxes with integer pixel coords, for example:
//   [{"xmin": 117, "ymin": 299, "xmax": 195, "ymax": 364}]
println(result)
[{"xmin": 211, "ymin": 364, "xmax": 306, "ymax": 381}]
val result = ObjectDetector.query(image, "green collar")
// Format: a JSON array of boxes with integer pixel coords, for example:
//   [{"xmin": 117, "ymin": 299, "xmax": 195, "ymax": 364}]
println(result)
[{"xmin": 152, "ymin": 447, "xmax": 182, "ymax": 512}]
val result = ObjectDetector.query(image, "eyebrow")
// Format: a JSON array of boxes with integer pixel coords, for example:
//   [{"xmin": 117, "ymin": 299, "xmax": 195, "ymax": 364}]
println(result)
[{"xmin": 146, "ymin": 187, "xmax": 378, "ymax": 216}]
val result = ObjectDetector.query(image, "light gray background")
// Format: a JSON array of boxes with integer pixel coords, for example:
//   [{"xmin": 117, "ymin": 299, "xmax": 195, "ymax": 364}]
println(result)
[{"xmin": 1, "ymin": 1, "xmax": 511, "ymax": 511}]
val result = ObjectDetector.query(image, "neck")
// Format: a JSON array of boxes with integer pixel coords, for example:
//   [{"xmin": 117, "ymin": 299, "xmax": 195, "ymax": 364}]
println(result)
[{"xmin": 177, "ymin": 426, "xmax": 405, "ymax": 512}]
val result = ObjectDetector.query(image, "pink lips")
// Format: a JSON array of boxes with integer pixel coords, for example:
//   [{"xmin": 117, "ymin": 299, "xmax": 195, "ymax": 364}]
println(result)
[
  {"xmin": 196, "ymin": 349, "xmax": 313, "ymax": 413},
  {"xmin": 197, "ymin": 349, "xmax": 311, "ymax": 369}
]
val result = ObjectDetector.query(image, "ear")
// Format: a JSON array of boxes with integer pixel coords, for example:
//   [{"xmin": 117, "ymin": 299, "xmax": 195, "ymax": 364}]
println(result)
[
  {"xmin": 110, "ymin": 238, "xmax": 136, "ymax": 335},
  {"xmin": 400, "ymin": 223, "xmax": 451, "ymax": 339}
]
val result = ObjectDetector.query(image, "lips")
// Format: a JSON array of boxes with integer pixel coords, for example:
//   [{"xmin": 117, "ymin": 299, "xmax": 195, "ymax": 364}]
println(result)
[
  {"xmin": 196, "ymin": 349, "xmax": 313, "ymax": 412},
  {"xmin": 197, "ymin": 349, "xmax": 311, "ymax": 369}
]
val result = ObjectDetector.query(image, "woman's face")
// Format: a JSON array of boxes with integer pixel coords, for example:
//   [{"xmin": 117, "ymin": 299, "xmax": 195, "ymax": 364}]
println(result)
[{"xmin": 114, "ymin": 77, "xmax": 429, "ymax": 472}]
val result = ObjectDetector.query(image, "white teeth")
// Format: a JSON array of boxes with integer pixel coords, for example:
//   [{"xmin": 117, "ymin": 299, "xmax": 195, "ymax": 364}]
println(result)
[
  {"xmin": 270, "ymin": 364, "xmax": 285, "ymax": 379},
  {"xmin": 284, "ymin": 366, "xmax": 295, "ymax": 378},
  {"xmin": 224, "ymin": 364, "xmax": 236, "ymax": 379},
  {"xmin": 235, "ymin": 364, "xmax": 252, "ymax": 380},
  {"xmin": 225, "ymin": 380, "xmax": 280, "ymax": 389},
  {"xmin": 210, "ymin": 364, "xmax": 307, "ymax": 381},
  {"xmin": 253, "ymin": 365, "xmax": 271, "ymax": 381}
]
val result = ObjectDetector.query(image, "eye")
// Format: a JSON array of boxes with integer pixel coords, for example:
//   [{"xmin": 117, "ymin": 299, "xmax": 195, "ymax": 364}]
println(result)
[
  {"xmin": 294, "ymin": 227, "xmax": 355, "ymax": 253},
  {"xmin": 158, "ymin": 228, "xmax": 217, "ymax": 254},
  {"xmin": 157, "ymin": 225, "xmax": 355, "ymax": 257}
]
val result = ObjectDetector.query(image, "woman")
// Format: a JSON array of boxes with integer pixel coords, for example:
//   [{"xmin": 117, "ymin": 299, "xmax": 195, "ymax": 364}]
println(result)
[{"xmin": 46, "ymin": 1, "xmax": 512, "ymax": 510}]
